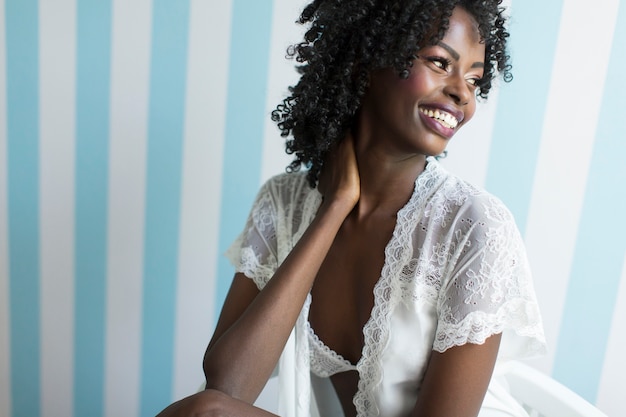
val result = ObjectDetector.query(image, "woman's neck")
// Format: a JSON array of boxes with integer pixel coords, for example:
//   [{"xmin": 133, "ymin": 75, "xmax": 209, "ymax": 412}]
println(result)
[{"xmin": 351, "ymin": 137, "xmax": 427, "ymax": 220}]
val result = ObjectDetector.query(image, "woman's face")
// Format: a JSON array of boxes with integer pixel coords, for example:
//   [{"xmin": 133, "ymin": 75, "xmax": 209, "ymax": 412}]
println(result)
[{"xmin": 360, "ymin": 6, "xmax": 485, "ymax": 157}]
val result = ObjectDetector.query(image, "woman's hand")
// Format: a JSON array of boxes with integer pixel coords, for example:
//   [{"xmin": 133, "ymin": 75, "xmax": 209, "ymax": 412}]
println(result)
[{"xmin": 318, "ymin": 131, "xmax": 360, "ymax": 211}]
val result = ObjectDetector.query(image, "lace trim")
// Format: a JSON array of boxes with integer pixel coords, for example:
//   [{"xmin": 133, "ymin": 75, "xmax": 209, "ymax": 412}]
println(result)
[
  {"xmin": 225, "ymin": 245, "xmax": 274, "ymax": 290},
  {"xmin": 354, "ymin": 160, "xmax": 443, "ymax": 416},
  {"xmin": 434, "ymin": 298, "xmax": 547, "ymax": 357},
  {"xmin": 306, "ymin": 321, "xmax": 356, "ymax": 377}
]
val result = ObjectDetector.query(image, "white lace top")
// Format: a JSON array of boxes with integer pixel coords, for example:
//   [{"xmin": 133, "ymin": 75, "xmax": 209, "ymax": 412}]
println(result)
[{"xmin": 226, "ymin": 158, "xmax": 546, "ymax": 417}]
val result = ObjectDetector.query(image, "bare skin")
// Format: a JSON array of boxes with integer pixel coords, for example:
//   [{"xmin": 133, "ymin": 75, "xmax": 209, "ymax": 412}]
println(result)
[{"xmin": 157, "ymin": 6, "xmax": 501, "ymax": 417}]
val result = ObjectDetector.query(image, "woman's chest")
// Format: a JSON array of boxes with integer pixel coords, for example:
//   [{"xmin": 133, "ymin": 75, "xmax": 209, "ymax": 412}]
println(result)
[{"xmin": 308, "ymin": 216, "xmax": 396, "ymax": 365}]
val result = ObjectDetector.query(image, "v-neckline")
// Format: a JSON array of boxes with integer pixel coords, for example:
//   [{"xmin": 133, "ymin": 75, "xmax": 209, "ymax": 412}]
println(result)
[{"xmin": 306, "ymin": 159, "xmax": 441, "ymax": 372}]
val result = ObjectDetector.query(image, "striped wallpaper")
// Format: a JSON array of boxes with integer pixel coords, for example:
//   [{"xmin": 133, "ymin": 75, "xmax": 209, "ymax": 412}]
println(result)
[{"xmin": 0, "ymin": 0, "xmax": 624, "ymax": 416}]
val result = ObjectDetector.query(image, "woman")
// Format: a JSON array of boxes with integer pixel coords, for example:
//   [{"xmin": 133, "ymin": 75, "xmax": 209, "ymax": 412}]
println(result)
[{"xmin": 158, "ymin": 0, "xmax": 545, "ymax": 415}]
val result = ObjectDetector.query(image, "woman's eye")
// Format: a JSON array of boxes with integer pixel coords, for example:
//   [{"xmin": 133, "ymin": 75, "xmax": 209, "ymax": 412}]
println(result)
[
  {"xmin": 466, "ymin": 77, "xmax": 482, "ymax": 88},
  {"xmin": 429, "ymin": 57, "xmax": 450, "ymax": 71}
]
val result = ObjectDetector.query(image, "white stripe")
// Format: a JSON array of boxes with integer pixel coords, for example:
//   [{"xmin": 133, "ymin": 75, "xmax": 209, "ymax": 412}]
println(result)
[
  {"xmin": 104, "ymin": 0, "xmax": 152, "ymax": 416},
  {"xmin": 596, "ymin": 253, "xmax": 626, "ymax": 415},
  {"xmin": 260, "ymin": 0, "xmax": 308, "ymax": 184},
  {"xmin": 0, "ymin": 0, "xmax": 12, "ymax": 414},
  {"xmin": 522, "ymin": 0, "xmax": 619, "ymax": 374},
  {"xmin": 171, "ymin": 0, "xmax": 232, "ymax": 401},
  {"xmin": 38, "ymin": 1, "xmax": 76, "ymax": 416}
]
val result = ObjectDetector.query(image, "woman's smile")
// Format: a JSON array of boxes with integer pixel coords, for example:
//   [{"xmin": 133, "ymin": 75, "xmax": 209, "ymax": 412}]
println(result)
[{"xmin": 417, "ymin": 104, "xmax": 465, "ymax": 139}]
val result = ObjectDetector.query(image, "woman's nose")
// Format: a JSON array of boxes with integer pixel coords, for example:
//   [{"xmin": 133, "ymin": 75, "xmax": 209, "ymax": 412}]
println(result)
[{"xmin": 443, "ymin": 74, "xmax": 472, "ymax": 106}]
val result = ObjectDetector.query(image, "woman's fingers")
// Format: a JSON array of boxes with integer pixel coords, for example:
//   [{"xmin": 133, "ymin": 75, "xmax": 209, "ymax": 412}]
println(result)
[{"xmin": 320, "ymin": 131, "xmax": 360, "ymax": 208}]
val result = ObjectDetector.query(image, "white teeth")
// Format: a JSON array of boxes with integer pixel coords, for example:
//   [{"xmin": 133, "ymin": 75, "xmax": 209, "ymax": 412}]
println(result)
[{"xmin": 419, "ymin": 107, "xmax": 459, "ymax": 129}]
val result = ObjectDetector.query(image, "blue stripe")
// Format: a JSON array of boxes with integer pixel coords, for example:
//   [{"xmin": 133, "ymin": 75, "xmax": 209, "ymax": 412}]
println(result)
[
  {"xmin": 215, "ymin": 0, "xmax": 275, "ymax": 317},
  {"xmin": 74, "ymin": 1, "xmax": 112, "ymax": 416},
  {"xmin": 552, "ymin": 2, "xmax": 626, "ymax": 402},
  {"xmin": 139, "ymin": 1, "xmax": 190, "ymax": 415},
  {"xmin": 5, "ymin": 1, "xmax": 41, "ymax": 416},
  {"xmin": 484, "ymin": 0, "xmax": 564, "ymax": 232}
]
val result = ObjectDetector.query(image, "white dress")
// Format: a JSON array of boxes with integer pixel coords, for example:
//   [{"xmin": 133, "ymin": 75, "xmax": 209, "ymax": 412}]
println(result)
[{"xmin": 226, "ymin": 158, "xmax": 546, "ymax": 417}]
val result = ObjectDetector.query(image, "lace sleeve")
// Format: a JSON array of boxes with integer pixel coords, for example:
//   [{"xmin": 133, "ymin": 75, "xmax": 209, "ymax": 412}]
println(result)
[
  {"xmin": 433, "ymin": 196, "xmax": 546, "ymax": 359},
  {"xmin": 225, "ymin": 181, "xmax": 278, "ymax": 290}
]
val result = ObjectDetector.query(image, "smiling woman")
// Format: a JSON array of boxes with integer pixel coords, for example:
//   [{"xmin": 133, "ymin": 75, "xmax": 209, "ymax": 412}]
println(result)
[
  {"xmin": 271, "ymin": 0, "xmax": 511, "ymax": 190},
  {"xmin": 1, "ymin": 0, "xmax": 624, "ymax": 417},
  {"xmin": 156, "ymin": 1, "xmax": 546, "ymax": 417}
]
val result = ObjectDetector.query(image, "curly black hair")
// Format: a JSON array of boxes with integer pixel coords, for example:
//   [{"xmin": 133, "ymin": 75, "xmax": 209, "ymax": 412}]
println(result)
[{"xmin": 271, "ymin": 0, "xmax": 512, "ymax": 187}]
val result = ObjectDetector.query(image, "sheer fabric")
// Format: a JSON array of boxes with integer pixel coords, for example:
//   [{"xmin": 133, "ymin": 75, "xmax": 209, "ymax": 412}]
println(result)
[{"xmin": 226, "ymin": 158, "xmax": 546, "ymax": 417}]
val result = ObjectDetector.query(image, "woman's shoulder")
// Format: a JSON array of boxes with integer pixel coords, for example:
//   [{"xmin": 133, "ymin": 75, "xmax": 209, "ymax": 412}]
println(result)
[
  {"xmin": 255, "ymin": 170, "xmax": 319, "ymax": 213},
  {"xmin": 258, "ymin": 170, "xmax": 312, "ymax": 197},
  {"xmin": 432, "ymin": 164, "xmax": 517, "ymax": 229}
]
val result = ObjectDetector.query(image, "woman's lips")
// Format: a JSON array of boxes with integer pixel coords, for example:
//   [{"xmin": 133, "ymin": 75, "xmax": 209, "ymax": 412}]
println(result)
[
  {"xmin": 418, "ymin": 106, "xmax": 460, "ymax": 129},
  {"xmin": 418, "ymin": 106, "xmax": 460, "ymax": 139}
]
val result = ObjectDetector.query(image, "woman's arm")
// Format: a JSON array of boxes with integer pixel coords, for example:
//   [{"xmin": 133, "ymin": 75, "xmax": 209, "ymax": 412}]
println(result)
[
  {"xmin": 153, "ymin": 135, "xmax": 358, "ymax": 416},
  {"xmin": 202, "ymin": 134, "xmax": 360, "ymax": 403},
  {"xmin": 411, "ymin": 333, "xmax": 502, "ymax": 417}
]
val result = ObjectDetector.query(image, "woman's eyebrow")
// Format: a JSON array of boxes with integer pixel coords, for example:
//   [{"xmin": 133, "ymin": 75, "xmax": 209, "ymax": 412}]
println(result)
[
  {"xmin": 438, "ymin": 42, "xmax": 459, "ymax": 60},
  {"xmin": 438, "ymin": 41, "xmax": 484, "ymax": 68}
]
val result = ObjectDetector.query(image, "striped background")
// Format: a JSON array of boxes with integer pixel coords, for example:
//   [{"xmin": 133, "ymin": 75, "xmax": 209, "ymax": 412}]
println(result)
[{"xmin": 0, "ymin": 0, "xmax": 624, "ymax": 416}]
